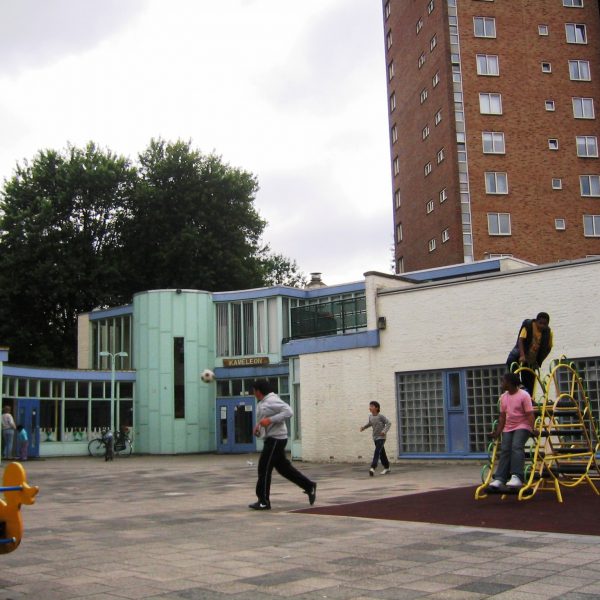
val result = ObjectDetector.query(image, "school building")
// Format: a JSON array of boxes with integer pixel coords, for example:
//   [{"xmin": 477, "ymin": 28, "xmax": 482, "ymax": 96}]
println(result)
[{"xmin": 1, "ymin": 256, "xmax": 599, "ymax": 462}]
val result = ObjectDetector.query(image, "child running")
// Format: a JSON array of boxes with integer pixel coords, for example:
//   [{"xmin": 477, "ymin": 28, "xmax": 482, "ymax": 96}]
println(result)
[
  {"xmin": 489, "ymin": 372, "xmax": 535, "ymax": 488},
  {"xmin": 360, "ymin": 401, "xmax": 392, "ymax": 476}
]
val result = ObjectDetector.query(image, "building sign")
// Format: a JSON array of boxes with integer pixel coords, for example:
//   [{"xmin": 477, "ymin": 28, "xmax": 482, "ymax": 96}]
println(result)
[{"xmin": 222, "ymin": 357, "xmax": 270, "ymax": 367}]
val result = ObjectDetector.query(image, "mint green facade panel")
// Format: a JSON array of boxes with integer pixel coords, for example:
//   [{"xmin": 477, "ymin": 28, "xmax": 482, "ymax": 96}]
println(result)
[{"xmin": 133, "ymin": 290, "xmax": 215, "ymax": 454}]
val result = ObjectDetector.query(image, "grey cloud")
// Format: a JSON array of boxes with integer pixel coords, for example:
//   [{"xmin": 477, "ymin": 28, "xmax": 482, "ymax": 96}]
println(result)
[
  {"xmin": 263, "ymin": 0, "xmax": 384, "ymax": 114},
  {"xmin": 0, "ymin": 0, "xmax": 146, "ymax": 75}
]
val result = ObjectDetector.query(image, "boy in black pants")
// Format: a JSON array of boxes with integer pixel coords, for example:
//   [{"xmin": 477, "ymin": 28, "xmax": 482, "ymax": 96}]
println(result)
[{"xmin": 360, "ymin": 401, "xmax": 392, "ymax": 476}]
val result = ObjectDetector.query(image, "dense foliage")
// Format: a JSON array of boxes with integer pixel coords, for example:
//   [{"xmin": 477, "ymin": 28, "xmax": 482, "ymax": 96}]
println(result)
[{"xmin": 0, "ymin": 140, "xmax": 305, "ymax": 366}]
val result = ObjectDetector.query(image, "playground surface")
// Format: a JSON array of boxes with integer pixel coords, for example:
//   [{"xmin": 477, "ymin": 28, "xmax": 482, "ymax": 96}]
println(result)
[{"xmin": 1, "ymin": 454, "xmax": 600, "ymax": 599}]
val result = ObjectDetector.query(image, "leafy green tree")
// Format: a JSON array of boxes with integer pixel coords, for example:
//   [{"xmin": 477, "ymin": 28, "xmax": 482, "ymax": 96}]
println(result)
[
  {"xmin": 120, "ymin": 138, "xmax": 270, "ymax": 294},
  {"xmin": 0, "ymin": 143, "xmax": 136, "ymax": 366},
  {"xmin": 260, "ymin": 251, "xmax": 307, "ymax": 287}
]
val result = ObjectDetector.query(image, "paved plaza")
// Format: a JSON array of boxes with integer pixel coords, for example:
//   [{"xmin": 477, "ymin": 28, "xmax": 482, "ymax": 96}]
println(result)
[{"xmin": 1, "ymin": 454, "xmax": 599, "ymax": 599}]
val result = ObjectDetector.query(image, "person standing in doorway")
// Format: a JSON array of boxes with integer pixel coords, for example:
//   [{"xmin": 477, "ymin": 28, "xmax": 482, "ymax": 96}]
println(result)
[
  {"xmin": 1, "ymin": 406, "xmax": 16, "ymax": 459},
  {"xmin": 249, "ymin": 379, "xmax": 317, "ymax": 510},
  {"xmin": 360, "ymin": 401, "xmax": 392, "ymax": 476},
  {"xmin": 506, "ymin": 312, "xmax": 553, "ymax": 396},
  {"xmin": 16, "ymin": 425, "xmax": 28, "ymax": 461}
]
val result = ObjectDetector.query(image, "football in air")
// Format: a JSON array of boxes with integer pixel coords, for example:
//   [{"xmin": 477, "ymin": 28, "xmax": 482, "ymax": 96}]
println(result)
[{"xmin": 201, "ymin": 369, "xmax": 215, "ymax": 383}]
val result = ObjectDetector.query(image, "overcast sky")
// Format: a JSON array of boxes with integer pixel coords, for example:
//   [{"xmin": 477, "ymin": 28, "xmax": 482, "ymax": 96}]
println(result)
[{"xmin": 0, "ymin": 0, "xmax": 393, "ymax": 285}]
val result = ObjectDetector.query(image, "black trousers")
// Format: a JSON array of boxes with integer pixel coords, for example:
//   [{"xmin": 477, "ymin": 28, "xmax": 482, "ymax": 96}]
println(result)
[
  {"xmin": 371, "ymin": 438, "xmax": 390, "ymax": 469},
  {"xmin": 256, "ymin": 437, "xmax": 313, "ymax": 505}
]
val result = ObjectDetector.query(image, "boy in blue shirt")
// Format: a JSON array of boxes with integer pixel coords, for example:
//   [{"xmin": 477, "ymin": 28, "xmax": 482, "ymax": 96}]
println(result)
[{"xmin": 16, "ymin": 425, "xmax": 28, "ymax": 461}]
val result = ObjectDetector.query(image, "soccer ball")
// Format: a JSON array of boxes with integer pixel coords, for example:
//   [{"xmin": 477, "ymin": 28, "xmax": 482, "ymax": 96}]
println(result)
[{"xmin": 201, "ymin": 369, "xmax": 215, "ymax": 383}]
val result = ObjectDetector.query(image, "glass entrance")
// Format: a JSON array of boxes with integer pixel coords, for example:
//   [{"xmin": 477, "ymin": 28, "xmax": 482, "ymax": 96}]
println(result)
[{"xmin": 217, "ymin": 397, "xmax": 256, "ymax": 453}]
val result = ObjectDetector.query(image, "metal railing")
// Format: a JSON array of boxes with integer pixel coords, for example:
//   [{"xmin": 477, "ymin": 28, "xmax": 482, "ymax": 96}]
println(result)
[{"xmin": 288, "ymin": 296, "xmax": 367, "ymax": 341}]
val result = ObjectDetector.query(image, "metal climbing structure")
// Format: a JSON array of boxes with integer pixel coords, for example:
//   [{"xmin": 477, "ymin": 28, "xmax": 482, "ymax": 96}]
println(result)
[{"xmin": 476, "ymin": 358, "xmax": 600, "ymax": 503}]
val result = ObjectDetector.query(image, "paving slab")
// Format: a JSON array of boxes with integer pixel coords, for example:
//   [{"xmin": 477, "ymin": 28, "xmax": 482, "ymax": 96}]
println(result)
[{"xmin": 1, "ymin": 455, "xmax": 599, "ymax": 599}]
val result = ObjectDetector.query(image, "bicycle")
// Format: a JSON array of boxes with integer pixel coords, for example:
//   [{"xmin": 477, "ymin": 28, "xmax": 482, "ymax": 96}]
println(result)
[{"xmin": 88, "ymin": 428, "xmax": 133, "ymax": 458}]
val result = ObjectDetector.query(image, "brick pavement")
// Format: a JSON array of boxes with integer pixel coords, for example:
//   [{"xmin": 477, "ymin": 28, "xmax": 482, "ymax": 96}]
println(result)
[{"xmin": 1, "ymin": 455, "xmax": 599, "ymax": 599}]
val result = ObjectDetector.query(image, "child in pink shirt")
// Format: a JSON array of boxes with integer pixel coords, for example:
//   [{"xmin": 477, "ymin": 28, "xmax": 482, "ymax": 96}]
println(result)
[{"xmin": 489, "ymin": 372, "xmax": 535, "ymax": 488}]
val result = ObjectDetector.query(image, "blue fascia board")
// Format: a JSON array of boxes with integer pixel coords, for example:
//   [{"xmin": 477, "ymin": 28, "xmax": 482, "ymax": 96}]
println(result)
[
  {"xmin": 0, "ymin": 349, "xmax": 9, "ymax": 362},
  {"xmin": 401, "ymin": 260, "xmax": 501, "ymax": 283},
  {"xmin": 87, "ymin": 304, "xmax": 134, "ymax": 321},
  {"xmin": 214, "ymin": 364, "xmax": 289, "ymax": 379},
  {"xmin": 282, "ymin": 330, "xmax": 379, "ymax": 357},
  {"xmin": 3, "ymin": 365, "xmax": 136, "ymax": 382},
  {"xmin": 399, "ymin": 453, "xmax": 487, "ymax": 460},
  {"xmin": 213, "ymin": 281, "xmax": 365, "ymax": 302}
]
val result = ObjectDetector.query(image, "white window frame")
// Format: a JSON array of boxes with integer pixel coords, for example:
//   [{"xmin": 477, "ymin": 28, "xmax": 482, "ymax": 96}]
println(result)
[
  {"xmin": 583, "ymin": 214, "xmax": 600, "ymax": 237},
  {"xmin": 577, "ymin": 136, "xmax": 598, "ymax": 158},
  {"xmin": 474, "ymin": 16, "xmax": 496, "ymax": 38},
  {"xmin": 566, "ymin": 23, "xmax": 587, "ymax": 44},
  {"xmin": 563, "ymin": 0, "xmax": 584, "ymax": 6},
  {"xmin": 552, "ymin": 178, "xmax": 563, "ymax": 190},
  {"xmin": 435, "ymin": 109, "xmax": 442, "ymax": 125},
  {"xmin": 416, "ymin": 17, "xmax": 423, "ymax": 34},
  {"xmin": 538, "ymin": 25, "xmax": 549, "ymax": 36},
  {"xmin": 430, "ymin": 35, "xmax": 437, "ymax": 52},
  {"xmin": 545, "ymin": 100, "xmax": 556, "ymax": 111},
  {"xmin": 555, "ymin": 218, "xmax": 566, "ymax": 230},
  {"xmin": 384, "ymin": 1, "xmax": 391, "ymax": 20},
  {"xmin": 393, "ymin": 156, "xmax": 400, "ymax": 176},
  {"xmin": 394, "ymin": 189, "xmax": 401, "ymax": 208},
  {"xmin": 580, "ymin": 175, "xmax": 600, "ymax": 196},
  {"xmin": 485, "ymin": 171, "xmax": 508, "ymax": 194},
  {"xmin": 386, "ymin": 30, "xmax": 393, "ymax": 49},
  {"xmin": 439, "ymin": 188, "xmax": 448, "ymax": 203},
  {"xmin": 388, "ymin": 61, "xmax": 394, "ymax": 81},
  {"xmin": 436, "ymin": 148, "xmax": 445, "ymax": 164},
  {"xmin": 479, "ymin": 93, "xmax": 502, "ymax": 114},
  {"xmin": 390, "ymin": 92, "xmax": 396, "ymax": 112},
  {"xmin": 391, "ymin": 124, "xmax": 398, "ymax": 144},
  {"xmin": 420, "ymin": 88, "xmax": 428, "ymax": 104},
  {"xmin": 548, "ymin": 138, "xmax": 559, "ymax": 150},
  {"xmin": 432, "ymin": 71, "xmax": 440, "ymax": 87},
  {"xmin": 427, "ymin": 0, "xmax": 435, "ymax": 14},
  {"xmin": 422, "ymin": 125, "xmax": 430, "ymax": 140},
  {"xmin": 482, "ymin": 131, "xmax": 505, "ymax": 154},
  {"xmin": 487, "ymin": 212, "xmax": 511, "ymax": 236},
  {"xmin": 424, "ymin": 162, "xmax": 432, "ymax": 176},
  {"xmin": 396, "ymin": 222, "xmax": 403, "ymax": 242},
  {"xmin": 428, "ymin": 238, "xmax": 437, "ymax": 252},
  {"xmin": 476, "ymin": 54, "xmax": 499, "ymax": 76},
  {"xmin": 573, "ymin": 97, "xmax": 595, "ymax": 119},
  {"xmin": 541, "ymin": 62, "xmax": 552, "ymax": 73},
  {"xmin": 426, "ymin": 200, "xmax": 434, "ymax": 214},
  {"xmin": 442, "ymin": 228, "xmax": 450, "ymax": 243},
  {"xmin": 569, "ymin": 60, "xmax": 591, "ymax": 81}
]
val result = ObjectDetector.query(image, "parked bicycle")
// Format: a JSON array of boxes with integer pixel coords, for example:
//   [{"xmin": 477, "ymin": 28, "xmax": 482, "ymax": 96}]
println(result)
[{"xmin": 88, "ymin": 427, "xmax": 133, "ymax": 458}]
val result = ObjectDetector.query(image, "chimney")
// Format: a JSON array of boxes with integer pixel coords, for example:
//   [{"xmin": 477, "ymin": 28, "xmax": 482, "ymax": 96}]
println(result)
[{"xmin": 305, "ymin": 272, "xmax": 326, "ymax": 289}]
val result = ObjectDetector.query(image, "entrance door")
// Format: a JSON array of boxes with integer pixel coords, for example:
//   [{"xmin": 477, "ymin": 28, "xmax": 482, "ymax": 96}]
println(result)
[
  {"xmin": 216, "ymin": 397, "xmax": 256, "ymax": 453},
  {"xmin": 15, "ymin": 399, "xmax": 41, "ymax": 459},
  {"xmin": 445, "ymin": 372, "xmax": 469, "ymax": 454}
]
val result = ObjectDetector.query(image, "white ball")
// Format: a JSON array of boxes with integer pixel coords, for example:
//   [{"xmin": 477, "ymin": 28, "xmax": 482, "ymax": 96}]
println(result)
[{"xmin": 201, "ymin": 369, "xmax": 215, "ymax": 383}]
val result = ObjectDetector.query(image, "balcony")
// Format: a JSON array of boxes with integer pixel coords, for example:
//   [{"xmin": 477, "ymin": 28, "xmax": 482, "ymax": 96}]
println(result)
[{"xmin": 288, "ymin": 296, "xmax": 367, "ymax": 341}]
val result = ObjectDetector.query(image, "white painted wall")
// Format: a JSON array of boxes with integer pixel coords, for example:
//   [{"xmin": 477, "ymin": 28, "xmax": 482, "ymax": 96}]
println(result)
[{"xmin": 299, "ymin": 259, "xmax": 600, "ymax": 462}]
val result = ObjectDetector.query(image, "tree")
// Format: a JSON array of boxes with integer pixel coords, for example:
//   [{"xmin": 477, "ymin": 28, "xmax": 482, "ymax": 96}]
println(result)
[
  {"xmin": 119, "ymin": 139, "xmax": 269, "ymax": 295},
  {"xmin": 260, "ymin": 251, "xmax": 307, "ymax": 287},
  {"xmin": 0, "ymin": 143, "xmax": 136, "ymax": 366}
]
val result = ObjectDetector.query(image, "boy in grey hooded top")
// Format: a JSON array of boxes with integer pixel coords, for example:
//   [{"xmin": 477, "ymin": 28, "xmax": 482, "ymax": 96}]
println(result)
[
  {"xmin": 248, "ymin": 379, "xmax": 317, "ymax": 510},
  {"xmin": 360, "ymin": 401, "xmax": 392, "ymax": 476}
]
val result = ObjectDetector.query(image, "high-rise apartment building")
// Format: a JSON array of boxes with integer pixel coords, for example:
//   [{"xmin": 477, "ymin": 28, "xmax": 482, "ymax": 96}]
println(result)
[{"xmin": 384, "ymin": 0, "xmax": 600, "ymax": 272}]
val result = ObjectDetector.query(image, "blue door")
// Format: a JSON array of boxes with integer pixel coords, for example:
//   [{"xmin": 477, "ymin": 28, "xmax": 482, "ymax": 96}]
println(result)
[
  {"xmin": 445, "ymin": 372, "xmax": 469, "ymax": 454},
  {"xmin": 217, "ymin": 397, "xmax": 256, "ymax": 453},
  {"xmin": 15, "ymin": 399, "xmax": 41, "ymax": 459}
]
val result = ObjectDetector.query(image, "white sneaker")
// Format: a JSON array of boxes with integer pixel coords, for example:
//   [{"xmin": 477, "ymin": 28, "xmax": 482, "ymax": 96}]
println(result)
[
  {"xmin": 506, "ymin": 475, "xmax": 523, "ymax": 488},
  {"xmin": 380, "ymin": 468, "xmax": 391, "ymax": 475},
  {"xmin": 488, "ymin": 479, "xmax": 503, "ymax": 488},
  {"xmin": 369, "ymin": 468, "xmax": 375, "ymax": 477}
]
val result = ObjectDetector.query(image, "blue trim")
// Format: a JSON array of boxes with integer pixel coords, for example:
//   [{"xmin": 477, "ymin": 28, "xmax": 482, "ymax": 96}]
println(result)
[
  {"xmin": 3, "ymin": 365, "xmax": 136, "ymax": 382},
  {"xmin": 282, "ymin": 330, "xmax": 379, "ymax": 357},
  {"xmin": 400, "ymin": 260, "xmax": 501, "ymax": 283},
  {"xmin": 399, "ymin": 453, "xmax": 487, "ymax": 460},
  {"xmin": 0, "ymin": 349, "xmax": 8, "ymax": 362},
  {"xmin": 86, "ymin": 305, "xmax": 133, "ymax": 321},
  {"xmin": 213, "ymin": 282, "xmax": 365, "ymax": 302},
  {"xmin": 215, "ymin": 364, "xmax": 289, "ymax": 379}
]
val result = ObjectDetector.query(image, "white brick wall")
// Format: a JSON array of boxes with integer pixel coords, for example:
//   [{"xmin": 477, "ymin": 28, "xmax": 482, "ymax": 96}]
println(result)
[{"xmin": 299, "ymin": 260, "xmax": 600, "ymax": 462}]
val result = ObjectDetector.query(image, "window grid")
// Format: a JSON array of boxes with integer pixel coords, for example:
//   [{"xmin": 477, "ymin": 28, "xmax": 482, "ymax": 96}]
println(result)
[
  {"xmin": 467, "ymin": 367, "xmax": 505, "ymax": 452},
  {"xmin": 397, "ymin": 372, "xmax": 446, "ymax": 453}
]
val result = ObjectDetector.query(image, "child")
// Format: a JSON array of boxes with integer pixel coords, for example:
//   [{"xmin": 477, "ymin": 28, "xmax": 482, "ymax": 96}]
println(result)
[
  {"xmin": 16, "ymin": 425, "xmax": 28, "ymax": 461},
  {"xmin": 489, "ymin": 372, "xmax": 535, "ymax": 488},
  {"xmin": 360, "ymin": 401, "xmax": 392, "ymax": 476}
]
